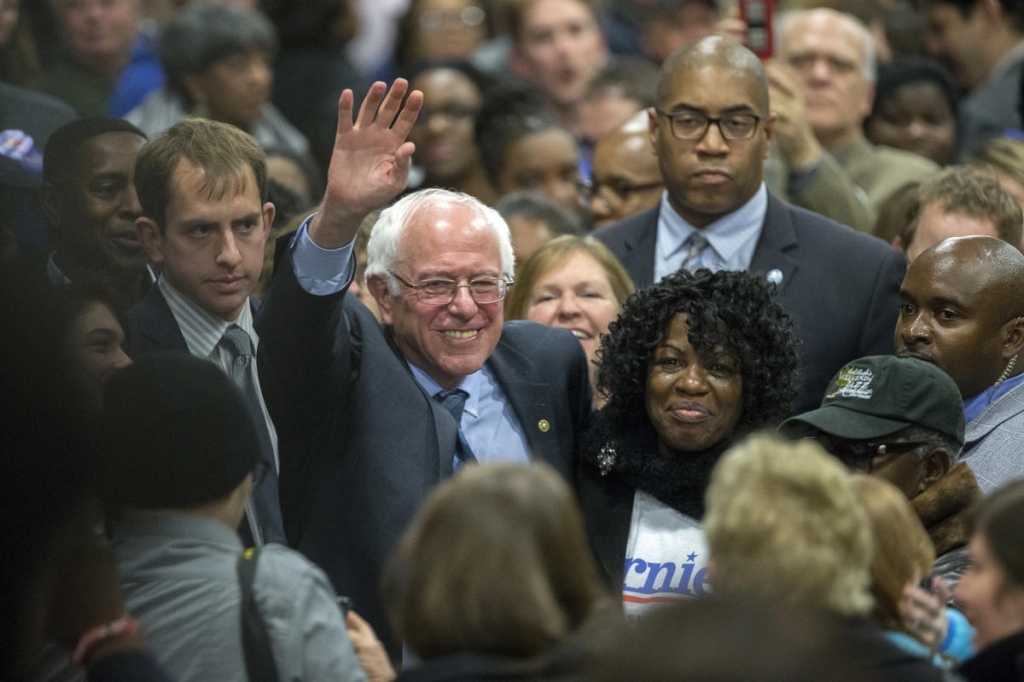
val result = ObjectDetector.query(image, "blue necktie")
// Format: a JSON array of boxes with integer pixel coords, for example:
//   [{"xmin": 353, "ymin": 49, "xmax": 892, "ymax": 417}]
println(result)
[
  {"xmin": 434, "ymin": 388, "xmax": 477, "ymax": 472},
  {"xmin": 221, "ymin": 326, "xmax": 287, "ymax": 546},
  {"xmin": 681, "ymin": 232, "xmax": 709, "ymax": 273}
]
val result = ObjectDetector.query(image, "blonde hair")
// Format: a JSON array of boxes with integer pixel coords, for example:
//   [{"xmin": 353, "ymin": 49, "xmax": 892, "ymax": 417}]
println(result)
[
  {"xmin": 705, "ymin": 435, "xmax": 874, "ymax": 617},
  {"xmin": 971, "ymin": 138, "xmax": 1024, "ymax": 187},
  {"xmin": 505, "ymin": 235, "xmax": 635, "ymax": 320},
  {"xmin": 850, "ymin": 475, "xmax": 935, "ymax": 634},
  {"xmin": 382, "ymin": 463, "xmax": 608, "ymax": 659}
]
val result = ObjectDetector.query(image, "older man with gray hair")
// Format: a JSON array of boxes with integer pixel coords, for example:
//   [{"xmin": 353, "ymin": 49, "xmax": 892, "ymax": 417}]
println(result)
[
  {"xmin": 256, "ymin": 80, "xmax": 592, "ymax": 657},
  {"xmin": 771, "ymin": 8, "xmax": 939, "ymax": 219},
  {"xmin": 781, "ymin": 354, "xmax": 982, "ymax": 659},
  {"xmin": 782, "ymin": 356, "xmax": 980, "ymax": 592}
]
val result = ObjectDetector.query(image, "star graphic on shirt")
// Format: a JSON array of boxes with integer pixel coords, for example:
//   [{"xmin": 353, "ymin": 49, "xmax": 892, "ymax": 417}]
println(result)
[{"xmin": 686, "ymin": 552, "xmax": 698, "ymax": 562}]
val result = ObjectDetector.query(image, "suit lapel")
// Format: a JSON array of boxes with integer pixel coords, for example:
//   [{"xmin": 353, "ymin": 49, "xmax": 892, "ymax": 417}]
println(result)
[
  {"xmin": 130, "ymin": 285, "xmax": 189, "ymax": 354},
  {"xmin": 965, "ymin": 383, "xmax": 1024, "ymax": 444},
  {"xmin": 381, "ymin": 323, "xmax": 456, "ymax": 479},
  {"xmin": 749, "ymin": 195, "xmax": 799, "ymax": 296},
  {"xmin": 618, "ymin": 209, "xmax": 659, "ymax": 289},
  {"xmin": 578, "ymin": 472, "xmax": 635, "ymax": 587},
  {"xmin": 488, "ymin": 338, "xmax": 562, "ymax": 468},
  {"xmin": 591, "ymin": 495, "xmax": 633, "ymax": 587}
]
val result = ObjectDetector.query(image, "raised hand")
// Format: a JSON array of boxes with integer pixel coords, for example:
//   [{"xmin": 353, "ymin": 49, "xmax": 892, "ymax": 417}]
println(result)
[
  {"xmin": 765, "ymin": 61, "xmax": 823, "ymax": 171},
  {"xmin": 714, "ymin": 7, "xmax": 748, "ymax": 45},
  {"xmin": 310, "ymin": 80, "xmax": 424, "ymax": 249},
  {"xmin": 899, "ymin": 577, "xmax": 949, "ymax": 651}
]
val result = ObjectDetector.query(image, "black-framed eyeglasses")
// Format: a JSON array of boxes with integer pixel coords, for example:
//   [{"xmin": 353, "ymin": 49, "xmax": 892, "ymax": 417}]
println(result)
[
  {"xmin": 655, "ymin": 109, "xmax": 763, "ymax": 141},
  {"xmin": 579, "ymin": 178, "xmax": 664, "ymax": 204},
  {"xmin": 814, "ymin": 437, "xmax": 930, "ymax": 474},
  {"xmin": 390, "ymin": 271, "xmax": 512, "ymax": 305}
]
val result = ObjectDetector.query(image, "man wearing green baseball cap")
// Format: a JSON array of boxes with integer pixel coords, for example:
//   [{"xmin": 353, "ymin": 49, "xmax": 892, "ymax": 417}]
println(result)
[{"xmin": 781, "ymin": 355, "xmax": 982, "ymax": 595}]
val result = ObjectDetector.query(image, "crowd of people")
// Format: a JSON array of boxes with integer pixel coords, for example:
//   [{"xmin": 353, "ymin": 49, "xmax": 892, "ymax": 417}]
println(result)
[{"xmin": 4, "ymin": 0, "xmax": 1024, "ymax": 679}]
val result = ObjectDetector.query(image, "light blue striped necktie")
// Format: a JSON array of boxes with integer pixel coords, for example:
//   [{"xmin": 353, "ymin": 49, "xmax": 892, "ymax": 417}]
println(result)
[{"xmin": 681, "ymin": 232, "xmax": 709, "ymax": 273}]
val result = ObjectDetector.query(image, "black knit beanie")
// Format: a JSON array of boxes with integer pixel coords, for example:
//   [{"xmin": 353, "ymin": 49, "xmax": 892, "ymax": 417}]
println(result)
[{"xmin": 101, "ymin": 352, "xmax": 260, "ymax": 509}]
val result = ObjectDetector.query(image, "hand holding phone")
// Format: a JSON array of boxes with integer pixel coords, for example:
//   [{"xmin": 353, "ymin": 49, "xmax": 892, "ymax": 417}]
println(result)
[{"xmin": 738, "ymin": 0, "xmax": 774, "ymax": 59}]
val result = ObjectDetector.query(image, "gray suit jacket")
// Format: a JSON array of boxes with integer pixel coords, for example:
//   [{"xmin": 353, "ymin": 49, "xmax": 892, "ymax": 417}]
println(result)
[
  {"xmin": 594, "ymin": 195, "xmax": 906, "ymax": 412},
  {"xmin": 962, "ymin": 382, "xmax": 1024, "ymax": 494}
]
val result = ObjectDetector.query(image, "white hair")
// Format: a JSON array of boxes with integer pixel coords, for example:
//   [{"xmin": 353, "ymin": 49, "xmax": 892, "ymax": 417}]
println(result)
[
  {"xmin": 776, "ymin": 8, "xmax": 877, "ymax": 83},
  {"xmin": 365, "ymin": 188, "xmax": 516, "ymax": 295}
]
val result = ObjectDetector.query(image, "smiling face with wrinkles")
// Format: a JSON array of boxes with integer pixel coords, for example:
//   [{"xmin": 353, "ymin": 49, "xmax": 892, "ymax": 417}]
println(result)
[
  {"xmin": 645, "ymin": 313, "xmax": 744, "ymax": 457},
  {"xmin": 371, "ymin": 202, "xmax": 505, "ymax": 389}
]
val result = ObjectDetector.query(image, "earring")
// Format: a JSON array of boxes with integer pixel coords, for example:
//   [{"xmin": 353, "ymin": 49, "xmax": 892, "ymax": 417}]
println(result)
[{"xmin": 993, "ymin": 354, "xmax": 1018, "ymax": 392}]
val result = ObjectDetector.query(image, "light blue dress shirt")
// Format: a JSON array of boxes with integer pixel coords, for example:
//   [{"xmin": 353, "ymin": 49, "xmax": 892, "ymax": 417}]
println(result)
[
  {"xmin": 964, "ymin": 370, "xmax": 1024, "ymax": 423},
  {"xmin": 288, "ymin": 217, "xmax": 532, "ymax": 466},
  {"xmin": 408, "ymin": 364, "xmax": 530, "ymax": 465},
  {"xmin": 653, "ymin": 183, "xmax": 768, "ymax": 282}
]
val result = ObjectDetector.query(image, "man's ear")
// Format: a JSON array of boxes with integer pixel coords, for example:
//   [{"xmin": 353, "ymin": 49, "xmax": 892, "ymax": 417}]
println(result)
[
  {"xmin": 261, "ymin": 202, "xmax": 275, "ymax": 242},
  {"xmin": 1002, "ymin": 316, "xmax": 1024, "ymax": 361},
  {"xmin": 39, "ymin": 181, "xmax": 62, "ymax": 227},
  {"xmin": 136, "ymin": 217, "xmax": 165, "ymax": 264},
  {"xmin": 919, "ymin": 448, "xmax": 951, "ymax": 494},
  {"xmin": 647, "ymin": 107, "xmax": 660, "ymax": 147},
  {"xmin": 762, "ymin": 113, "xmax": 776, "ymax": 156},
  {"xmin": 366, "ymin": 274, "xmax": 394, "ymax": 325},
  {"xmin": 861, "ymin": 82, "xmax": 876, "ymax": 122}
]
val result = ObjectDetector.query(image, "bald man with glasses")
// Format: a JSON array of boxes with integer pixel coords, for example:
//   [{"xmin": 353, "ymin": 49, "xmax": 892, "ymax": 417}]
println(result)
[{"xmin": 594, "ymin": 35, "xmax": 906, "ymax": 412}]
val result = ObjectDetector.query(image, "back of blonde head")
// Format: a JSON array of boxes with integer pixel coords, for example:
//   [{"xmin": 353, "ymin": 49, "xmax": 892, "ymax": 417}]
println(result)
[
  {"xmin": 705, "ymin": 435, "xmax": 874, "ymax": 617},
  {"xmin": 850, "ymin": 475, "xmax": 935, "ymax": 633}
]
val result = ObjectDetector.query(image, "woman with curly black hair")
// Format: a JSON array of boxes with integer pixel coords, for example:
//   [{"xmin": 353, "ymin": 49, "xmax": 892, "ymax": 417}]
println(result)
[{"xmin": 576, "ymin": 268, "xmax": 798, "ymax": 619}]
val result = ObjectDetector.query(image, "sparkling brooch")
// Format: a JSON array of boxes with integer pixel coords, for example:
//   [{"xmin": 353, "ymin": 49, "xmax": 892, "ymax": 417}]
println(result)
[{"xmin": 597, "ymin": 443, "xmax": 617, "ymax": 476}]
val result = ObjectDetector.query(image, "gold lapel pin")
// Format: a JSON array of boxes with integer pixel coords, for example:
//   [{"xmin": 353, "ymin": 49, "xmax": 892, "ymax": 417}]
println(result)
[{"xmin": 538, "ymin": 419, "xmax": 550, "ymax": 433}]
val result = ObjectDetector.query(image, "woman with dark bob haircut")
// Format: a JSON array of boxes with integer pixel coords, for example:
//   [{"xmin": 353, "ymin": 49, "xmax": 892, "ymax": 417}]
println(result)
[
  {"xmin": 576, "ymin": 268, "xmax": 798, "ymax": 615},
  {"xmin": 125, "ymin": 2, "xmax": 309, "ymax": 157},
  {"xmin": 382, "ymin": 463, "xmax": 611, "ymax": 680}
]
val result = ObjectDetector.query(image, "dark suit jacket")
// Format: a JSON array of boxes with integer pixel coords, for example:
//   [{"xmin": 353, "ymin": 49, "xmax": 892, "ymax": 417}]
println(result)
[
  {"xmin": 127, "ymin": 284, "xmax": 189, "ymax": 356},
  {"xmin": 127, "ymin": 283, "xmax": 262, "ymax": 356},
  {"xmin": 594, "ymin": 196, "xmax": 906, "ymax": 412},
  {"xmin": 254, "ymin": 252, "xmax": 593, "ymax": 656},
  {"xmin": 127, "ymin": 286, "xmax": 284, "ymax": 547},
  {"xmin": 575, "ymin": 459, "xmax": 636, "ymax": 589}
]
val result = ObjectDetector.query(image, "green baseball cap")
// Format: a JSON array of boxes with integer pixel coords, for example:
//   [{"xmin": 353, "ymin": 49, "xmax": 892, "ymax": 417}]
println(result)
[{"xmin": 781, "ymin": 355, "xmax": 965, "ymax": 445}]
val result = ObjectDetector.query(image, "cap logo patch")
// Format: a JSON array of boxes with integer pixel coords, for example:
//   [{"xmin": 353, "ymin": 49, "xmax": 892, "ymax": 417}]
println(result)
[{"xmin": 827, "ymin": 366, "xmax": 874, "ymax": 400}]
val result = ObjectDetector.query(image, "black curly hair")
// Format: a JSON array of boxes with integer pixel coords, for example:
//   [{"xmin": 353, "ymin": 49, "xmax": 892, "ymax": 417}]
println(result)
[{"xmin": 597, "ymin": 268, "xmax": 799, "ymax": 443}]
